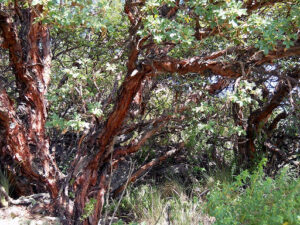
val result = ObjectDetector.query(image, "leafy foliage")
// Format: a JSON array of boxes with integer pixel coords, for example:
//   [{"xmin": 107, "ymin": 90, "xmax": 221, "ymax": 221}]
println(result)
[{"xmin": 206, "ymin": 161, "xmax": 300, "ymax": 225}]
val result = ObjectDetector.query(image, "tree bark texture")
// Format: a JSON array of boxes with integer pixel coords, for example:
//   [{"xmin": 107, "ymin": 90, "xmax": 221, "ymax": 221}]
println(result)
[{"xmin": 0, "ymin": 4, "xmax": 61, "ymax": 198}]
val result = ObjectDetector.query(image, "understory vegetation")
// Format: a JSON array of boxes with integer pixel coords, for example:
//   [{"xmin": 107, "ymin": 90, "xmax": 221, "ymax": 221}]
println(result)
[{"xmin": 98, "ymin": 160, "xmax": 299, "ymax": 225}]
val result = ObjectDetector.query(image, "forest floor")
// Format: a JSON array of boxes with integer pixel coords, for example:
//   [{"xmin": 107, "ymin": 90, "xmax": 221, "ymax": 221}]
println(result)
[
  {"xmin": 0, "ymin": 204, "xmax": 60, "ymax": 225},
  {"xmin": 0, "ymin": 161, "xmax": 215, "ymax": 225},
  {"xmin": 0, "ymin": 153, "xmax": 216, "ymax": 225}
]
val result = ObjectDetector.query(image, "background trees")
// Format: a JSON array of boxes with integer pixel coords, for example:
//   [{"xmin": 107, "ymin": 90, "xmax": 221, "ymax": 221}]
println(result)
[{"xmin": 0, "ymin": 0, "xmax": 299, "ymax": 224}]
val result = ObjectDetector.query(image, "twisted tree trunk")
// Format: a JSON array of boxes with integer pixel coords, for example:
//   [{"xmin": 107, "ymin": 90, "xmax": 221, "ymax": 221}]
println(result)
[{"xmin": 0, "ymin": 3, "xmax": 61, "ymax": 199}]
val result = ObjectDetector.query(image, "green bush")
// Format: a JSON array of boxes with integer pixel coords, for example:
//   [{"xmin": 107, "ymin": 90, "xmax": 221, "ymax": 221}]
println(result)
[
  {"xmin": 206, "ymin": 160, "xmax": 300, "ymax": 225},
  {"xmin": 81, "ymin": 198, "xmax": 97, "ymax": 220}
]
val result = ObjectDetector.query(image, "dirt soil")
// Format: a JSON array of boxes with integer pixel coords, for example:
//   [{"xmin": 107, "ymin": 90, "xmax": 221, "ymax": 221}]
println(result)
[{"xmin": 0, "ymin": 205, "xmax": 60, "ymax": 225}]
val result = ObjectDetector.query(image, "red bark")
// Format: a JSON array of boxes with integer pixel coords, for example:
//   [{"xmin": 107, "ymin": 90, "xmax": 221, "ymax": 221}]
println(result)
[
  {"xmin": 68, "ymin": 21, "xmax": 150, "ymax": 223},
  {"xmin": 144, "ymin": 42, "xmax": 300, "ymax": 78},
  {"xmin": 0, "ymin": 89, "xmax": 35, "ymax": 178},
  {"xmin": 0, "ymin": 4, "xmax": 61, "ymax": 198}
]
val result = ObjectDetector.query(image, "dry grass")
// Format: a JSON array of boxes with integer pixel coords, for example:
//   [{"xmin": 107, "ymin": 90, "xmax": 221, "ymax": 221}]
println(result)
[{"xmin": 115, "ymin": 180, "xmax": 215, "ymax": 225}]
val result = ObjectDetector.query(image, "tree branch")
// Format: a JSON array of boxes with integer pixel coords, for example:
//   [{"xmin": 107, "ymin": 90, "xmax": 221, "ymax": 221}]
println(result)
[
  {"xmin": 144, "ymin": 42, "xmax": 300, "ymax": 78},
  {"xmin": 246, "ymin": 67, "xmax": 299, "ymax": 157},
  {"xmin": 113, "ymin": 143, "xmax": 184, "ymax": 196}
]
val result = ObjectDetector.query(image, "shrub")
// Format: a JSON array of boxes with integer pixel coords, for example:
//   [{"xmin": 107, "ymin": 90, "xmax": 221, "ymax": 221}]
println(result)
[{"xmin": 206, "ymin": 160, "xmax": 300, "ymax": 225}]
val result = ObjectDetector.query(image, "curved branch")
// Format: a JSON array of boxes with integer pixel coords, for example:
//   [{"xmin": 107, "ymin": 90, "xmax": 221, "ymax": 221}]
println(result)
[
  {"xmin": 112, "ymin": 117, "xmax": 170, "ymax": 159},
  {"xmin": 246, "ymin": 68, "xmax": 299, "ymax": 157},
  {"xmin": 144, "ymin": 42, "xmax": 300, "ymax": 78},
  {"xmin": 266, "ymin": 111, "xmax": 287, "ymax": 135},
  {"xmin": 113, "ymin": 144, "xmax": 184, "ymax": 196}
]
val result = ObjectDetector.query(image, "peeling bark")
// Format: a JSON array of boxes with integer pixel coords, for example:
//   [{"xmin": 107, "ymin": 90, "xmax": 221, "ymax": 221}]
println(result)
[
  {"xmin": 0, "ymin": 4, "xmax": 61, "ymax": 199},
  {"xmin": 142, "ymin": 41, "xmax": 300, "ymax": 79}
]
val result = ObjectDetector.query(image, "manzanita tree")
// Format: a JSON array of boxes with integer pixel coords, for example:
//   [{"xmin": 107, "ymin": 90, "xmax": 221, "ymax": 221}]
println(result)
[{"xmin": 0, "ymin": 0, "xmax": 299, "ymax": 224}]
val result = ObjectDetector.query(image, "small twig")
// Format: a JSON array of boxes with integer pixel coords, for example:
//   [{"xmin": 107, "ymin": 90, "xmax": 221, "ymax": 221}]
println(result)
[
  {"xmin": 108, "ymin": 160, "xmax": 135, "ymax": 225},
  {"xmin": 154, "ymin": 202, "xmax": 169, "ymax": 225},
  {"xmin": 0, "ymin": 185, "xmax": 13, "ymax": 205},
  {"xmin": 199, "ymin": 189, "xmax": 210, "ymax": 198},
  {"xmin": 103, "ymin": 153, "xmax": 114, "ymax": 225}
]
